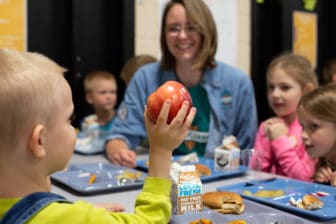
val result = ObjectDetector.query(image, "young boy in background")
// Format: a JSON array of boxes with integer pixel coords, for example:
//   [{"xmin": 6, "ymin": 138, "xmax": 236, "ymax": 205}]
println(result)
[
  {"xmin": 0, "ymin": 48, "xmax": 195, "ymax": 223},
  {"xmin": 75, "ymin": 70, "xmax": 118, "ymax": 154}
]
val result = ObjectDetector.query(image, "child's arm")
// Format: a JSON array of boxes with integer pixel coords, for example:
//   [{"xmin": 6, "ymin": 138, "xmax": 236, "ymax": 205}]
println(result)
[
  {"xmin": 144, "ymin": 100, "xmax": 196, "ymax": 179},
  {"xmin": 38, "ymin": 101, "xmax": 196, "ymax": 224},
  {"xmin": 265, "ymin": 118, "xmax": 316, "ymax": 181},
  {"xmin": 250, "ymin": 122, "xmax": 274, "ymax": 172}
]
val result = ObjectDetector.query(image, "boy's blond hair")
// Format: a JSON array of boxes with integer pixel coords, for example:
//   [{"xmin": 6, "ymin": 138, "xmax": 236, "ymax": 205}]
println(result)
[
  {"xmin": 0, "ymin": 48, "xmax": 66, "ymax": 149},
  {"xmin": 83, "ymin": 70, "xmax": 116, "ymax": 93}
]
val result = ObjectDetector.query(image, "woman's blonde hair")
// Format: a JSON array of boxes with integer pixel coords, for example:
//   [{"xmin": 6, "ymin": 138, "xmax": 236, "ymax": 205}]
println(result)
[
  {"xmin": 0, "ymin": 48, "xmax": 66, "ymax": 149},
  {"xmin": 160, "ymin": 0, "xmax": 217, "ymax": 70},
  {"xmin": 267, "ymin": 53, "xmax": 318, "ymax": 92}
]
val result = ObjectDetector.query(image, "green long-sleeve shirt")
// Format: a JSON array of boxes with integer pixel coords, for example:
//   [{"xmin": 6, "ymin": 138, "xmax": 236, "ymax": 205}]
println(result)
[{"xmin": 0, "ymin": 177, "xmax": 172, "ymax": 224}]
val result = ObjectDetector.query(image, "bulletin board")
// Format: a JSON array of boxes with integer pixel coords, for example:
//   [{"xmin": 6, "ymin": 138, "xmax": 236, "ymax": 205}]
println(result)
[
  {"xmin": 293, "ymin": 11, "xmax": 317, "ymax": 68},
  {"xmin": 0, "ymin": 0, "xmax": 26, "ymax": 51}
]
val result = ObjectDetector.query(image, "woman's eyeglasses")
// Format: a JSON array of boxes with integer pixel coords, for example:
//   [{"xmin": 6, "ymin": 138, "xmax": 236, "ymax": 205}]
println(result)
[{"xmin": 165, "ymin": 24, "xmax": 199, "ymax": 36}]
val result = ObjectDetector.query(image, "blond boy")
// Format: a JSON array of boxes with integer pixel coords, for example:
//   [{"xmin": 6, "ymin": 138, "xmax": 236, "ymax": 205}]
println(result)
[
  {"xmin": 0, "ymin": 48, "xmax": 195, "ymax": 223},
  {"xmin": 76, "ymin": 70, "xmax": 118, "ymax": 154}
]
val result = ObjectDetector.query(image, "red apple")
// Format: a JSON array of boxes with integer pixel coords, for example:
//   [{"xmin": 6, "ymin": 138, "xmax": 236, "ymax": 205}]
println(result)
[{"xmin": 147, "ymin": 81, "xmax": 193, "ymax": 124}]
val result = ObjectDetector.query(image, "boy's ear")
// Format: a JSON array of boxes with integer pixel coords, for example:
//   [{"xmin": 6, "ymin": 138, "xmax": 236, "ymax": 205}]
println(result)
[
  {"xmin": 28, "ymin": 124, "xmax": 46, "ymax": 159},
  {"xmin": 85, "ymin": 92, "xmax": 93, "ymax": 104}
]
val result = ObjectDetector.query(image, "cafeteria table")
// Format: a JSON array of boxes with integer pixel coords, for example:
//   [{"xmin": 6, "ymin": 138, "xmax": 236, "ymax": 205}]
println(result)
[{"xmin": 51, "ymin": 152, "xmax": 336, "ymax": 224}]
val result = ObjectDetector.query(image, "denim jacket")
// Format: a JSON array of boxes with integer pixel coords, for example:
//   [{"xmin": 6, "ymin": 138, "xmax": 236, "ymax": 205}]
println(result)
[{"xmin": 107, "ymin": 61, "xmax": 258, "ymax": 158}]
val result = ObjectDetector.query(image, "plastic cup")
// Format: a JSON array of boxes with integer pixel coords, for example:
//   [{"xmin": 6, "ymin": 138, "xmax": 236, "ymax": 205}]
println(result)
[{"xmin": 240, "ymin": 148, "xmax": 253, "ymax": 168}]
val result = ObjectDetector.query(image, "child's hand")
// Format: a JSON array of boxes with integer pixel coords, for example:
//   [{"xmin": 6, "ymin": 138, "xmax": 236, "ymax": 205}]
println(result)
[
  {"xmin": 112, "ymin": 148, "xmax": 137, "ymax": 168},
  {"xmin": 144, "ymin": 100, "xmax": 196, "ymax": 153},
  {"xmin": 314, "ymin": 166, "xmax": 333, "ymax": 184},
  {"xmin": 144, "ymin": 100, "xmax": 196, "ymax": 178},
  {"xmin": 264, "ymin": 118, "xmax": 288, "ymax": 140},
  {"xmin": 106, "ymin": 144, "xmax": 137, "ymax": 168}
]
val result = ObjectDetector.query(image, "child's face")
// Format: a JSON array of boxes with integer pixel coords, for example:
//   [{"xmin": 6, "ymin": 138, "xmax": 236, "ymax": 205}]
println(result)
[
  {"xmin": 298, "ymin": 107, "xmax": 336, "ymax": 159},
  {"xmin": 44, "ymin": 78, "xmax": 76, "ymax": 171},
  {"xmin": 267, "ymin": 68, "xmax": 303, "ymax": 120},
  {"xmin": 86, "ymin": 79, "xmax": 117, "ymax": 113}
]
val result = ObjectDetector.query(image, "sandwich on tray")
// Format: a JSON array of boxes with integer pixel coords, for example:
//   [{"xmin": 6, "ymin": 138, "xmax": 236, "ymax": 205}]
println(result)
[
  {"xmin": 203, "ymin": 191, "xmax": 245, "ymax": 214},
  {"xmin": 290, "ymin": 194, "xmax": 324, "ymax": 210}
]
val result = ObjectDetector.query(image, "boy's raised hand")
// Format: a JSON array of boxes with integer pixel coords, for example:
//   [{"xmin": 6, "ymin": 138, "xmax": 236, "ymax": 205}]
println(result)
[
  {"xmin": 144, "ymin": 100, "xmax": 196, "ymax": 152},
  {"xmin": 144, "ymin": 100, "xmax": 196, "ymax": 178}
]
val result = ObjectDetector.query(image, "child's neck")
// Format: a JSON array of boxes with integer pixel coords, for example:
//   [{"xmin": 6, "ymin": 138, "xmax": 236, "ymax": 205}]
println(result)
[
  {"xmin": 95, "ymin": 110, "xmax": 115, "ymax": 125},
  {"xmin": 281, "ymin": 113, "xmax": 297, "ymax": 125},
  {"xmin": 325, "ymin": 146, "xmax": 336, "ymax": 165},
  {"xmin": 0, "ymin": 168, "xmax": 50, "ymax": 197}
]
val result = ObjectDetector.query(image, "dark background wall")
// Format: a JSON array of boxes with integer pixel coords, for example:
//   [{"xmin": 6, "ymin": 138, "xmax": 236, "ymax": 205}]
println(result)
[
  {"xmin": 27, "ymin": 0, "xmax": 336, "ymax": 126},
  {"xmin": 27, "ymin": 0, "xmax": 134, "ymax": 128},
  {"xmin": 251, "ymin": 0, "xmax": 336, "ymax": 123}
]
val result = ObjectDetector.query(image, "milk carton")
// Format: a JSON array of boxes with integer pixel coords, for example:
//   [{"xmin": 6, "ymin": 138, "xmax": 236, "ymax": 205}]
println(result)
[
  {"xmin": 170, "ymin": 163, "xmax": 203, "ymax": 215},
  {"xmin": 214, "ymin": 135, "xmax": 240, "ymax": 171}
]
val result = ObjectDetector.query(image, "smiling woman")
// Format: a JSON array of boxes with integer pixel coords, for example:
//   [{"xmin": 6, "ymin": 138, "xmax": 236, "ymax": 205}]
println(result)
[{"xmin": 105, "ymin": 0, "xmax": 258, "ymax": 168}]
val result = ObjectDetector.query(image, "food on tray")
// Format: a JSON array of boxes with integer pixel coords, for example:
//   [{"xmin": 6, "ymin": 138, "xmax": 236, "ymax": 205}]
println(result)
[
  {"xmin": 194, "ymin": 163, "xmax": 211, "ymax": 176},
  {"xmin": 225, "ymin": 220, "xmax": 247, "ymax": 224},
  {"xmin": 289, "ymin": 194, "xmax": 324, "ymax": 210},
  {"xmin": 176, "ymin": 152, "xmax": 199, "ymax": 164},
  {"xmin": 189, "ymin": 218, "xmax": 212, "ymax": 224},
  {"xmin": 115, "ymin": 170, "xmax": 142, "ymax": 180},
  {"xmin": 145, "ymin": 152, "xmax": 199, "ymax": 167},
  {"xmin": 310, "ymin": 191, "xmax": 330, "ymax": 197},
  {"xmin": 215, "ymin": 135, "xmax": 240, "ymax": 171},
  {"xmin": 242, "ymin": 189, "xmax": 284, "ymax": 198},
  {"xmin": 88, "ymin": 173, "xmax": 97, "ymax": 184},
  {"xmin": 203, "ymin": 191, "xmax": 245, "ymax": 214}
]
